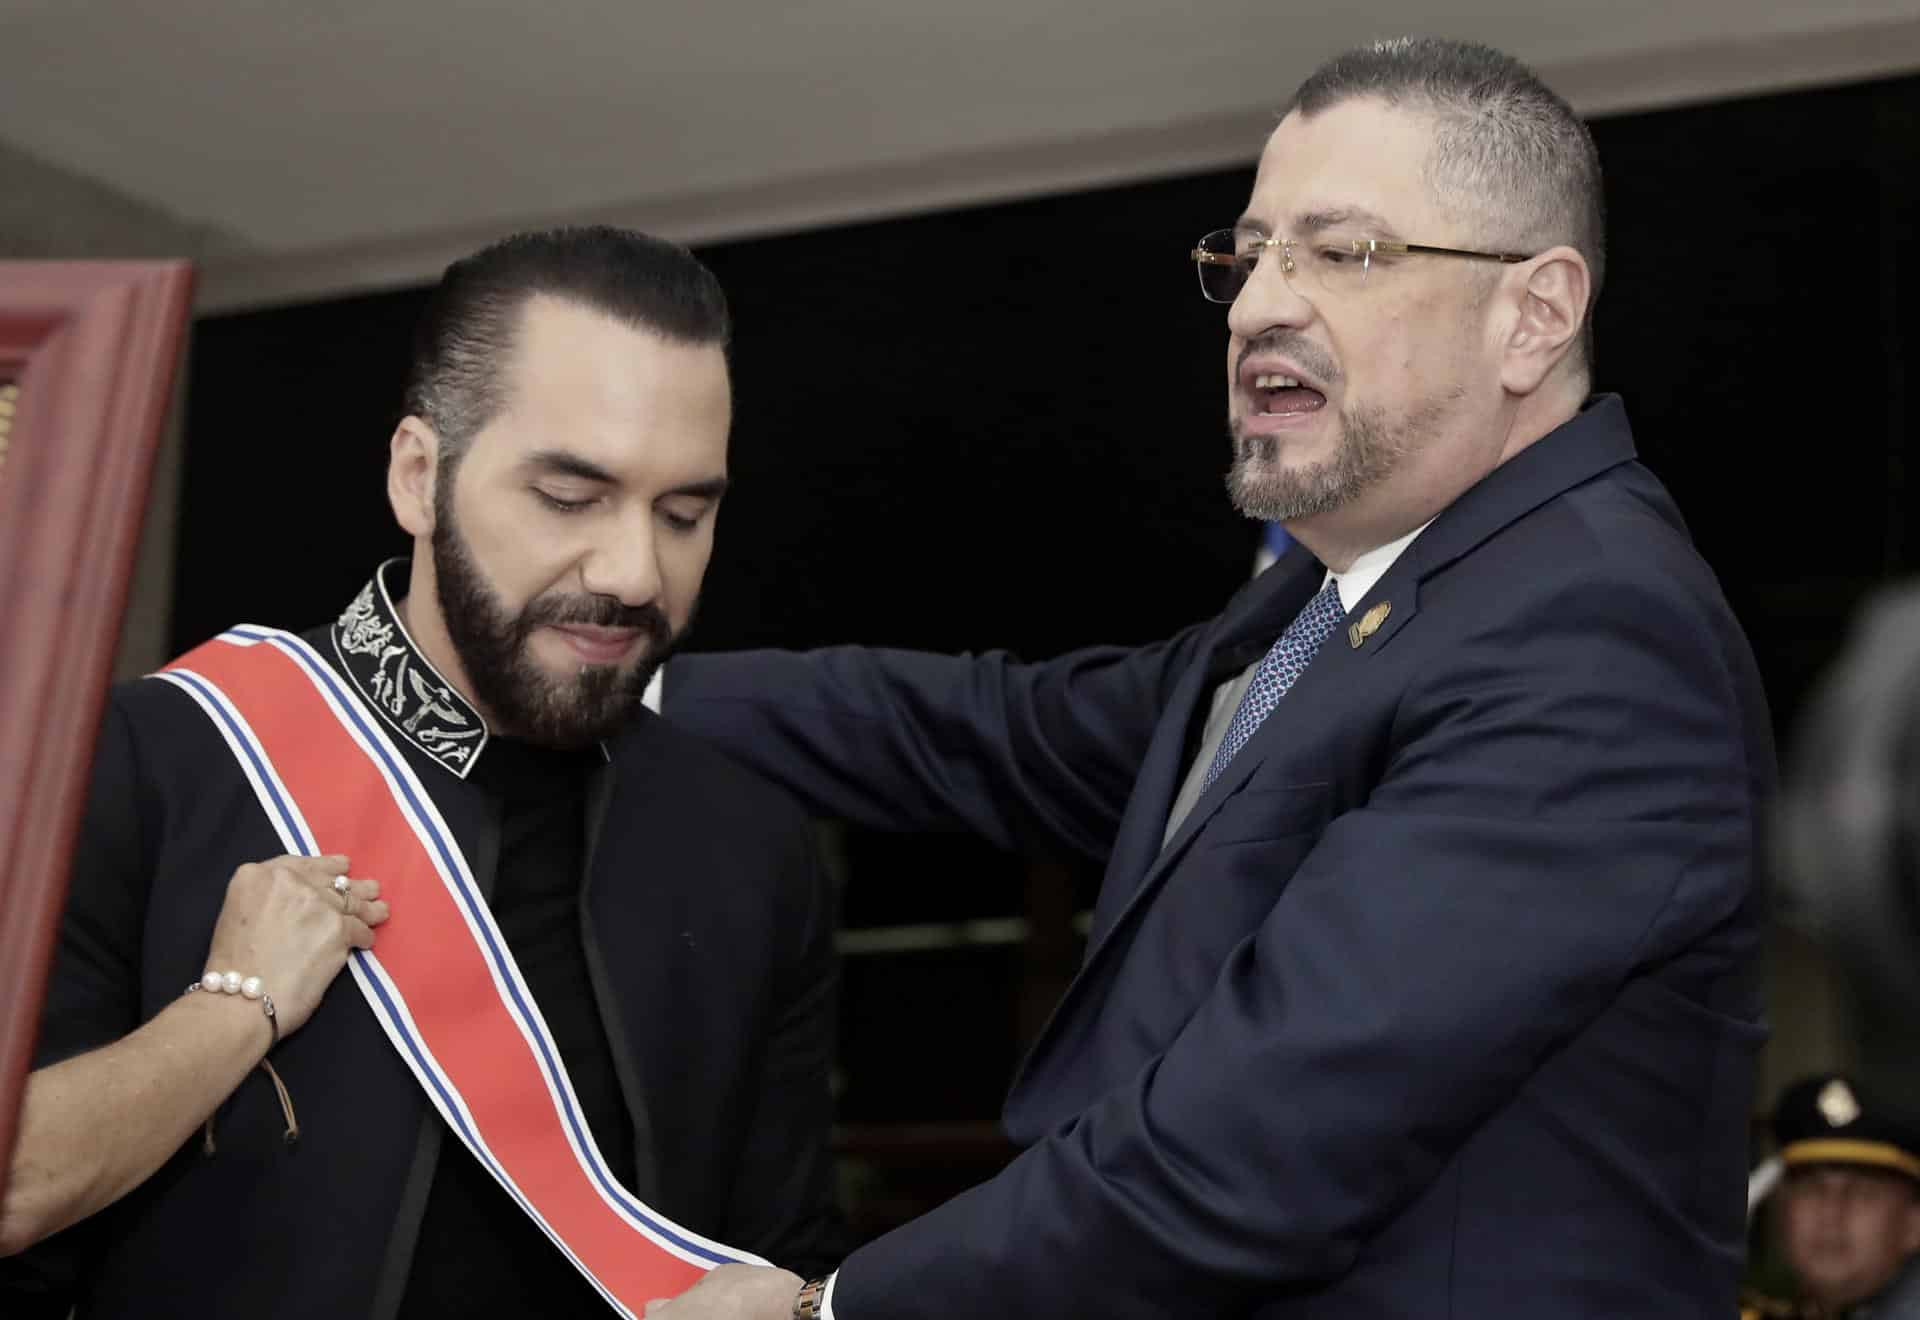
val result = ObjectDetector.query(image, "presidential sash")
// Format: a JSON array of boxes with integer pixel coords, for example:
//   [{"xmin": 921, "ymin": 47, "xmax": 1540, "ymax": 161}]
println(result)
[{"xmin": 158, "ymin": 626, "xmax": 760, "ymax": 1314}]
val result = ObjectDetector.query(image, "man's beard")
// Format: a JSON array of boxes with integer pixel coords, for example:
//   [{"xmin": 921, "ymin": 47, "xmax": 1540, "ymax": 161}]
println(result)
[
  {"xmin": 1224, "ymin": 331, "xmax": 1466, "ymax": 524},
  {"xmin": 1228, "ymin": 384, "xmax": 1476, "ymax": 524},
  {"xmin": 1226, "ymin": 400, "xmax": 1417, "ymax": 523},
  {"xmin": 431, "ymin": 501, "xmax": 682, "ymax": 749}
]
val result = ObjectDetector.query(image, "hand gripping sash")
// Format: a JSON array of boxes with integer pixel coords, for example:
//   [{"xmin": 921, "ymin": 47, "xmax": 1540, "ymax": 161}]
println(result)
[{"xmin": 157, "ymin": 627, "xmax": 761, "ymax": 1313}]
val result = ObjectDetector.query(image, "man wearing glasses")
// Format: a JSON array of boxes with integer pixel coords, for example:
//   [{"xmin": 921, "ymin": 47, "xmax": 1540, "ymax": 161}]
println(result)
[{"xmin": 654, "ymin": 36, "xmax": 1771, "ymax": 1320}]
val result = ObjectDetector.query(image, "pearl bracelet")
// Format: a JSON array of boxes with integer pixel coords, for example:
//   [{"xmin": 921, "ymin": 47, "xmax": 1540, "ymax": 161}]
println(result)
[
  {"xmin": 185, "ymin": 969, "xmax": 280, "ymax": 1046},
  {"xmin": 180, "ymin": 970, "xmax": 298, "ymax": 1152}
]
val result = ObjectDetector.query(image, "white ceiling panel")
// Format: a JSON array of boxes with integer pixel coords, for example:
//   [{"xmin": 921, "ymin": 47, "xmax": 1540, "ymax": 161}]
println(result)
[{"xmin": 4, "ymin": 0, "xmax": 1917, "ymax": 308}]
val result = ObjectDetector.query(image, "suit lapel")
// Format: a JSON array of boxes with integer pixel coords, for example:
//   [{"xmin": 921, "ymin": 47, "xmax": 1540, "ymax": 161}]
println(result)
[
  {"xmin": 1079, "ymin": 656, "xmax": 1217, "ymax": 945},
  {"xmin": 1087, "ymin": 551, "xmax": 1325, "ymax": 946},
  {"xmin": 1084, "ymin": 561, "xmax": 1423, "ymax": 975},
  {"xmin": 577, "ymin": 744, "xmax": 663, "ymax": 1206}
]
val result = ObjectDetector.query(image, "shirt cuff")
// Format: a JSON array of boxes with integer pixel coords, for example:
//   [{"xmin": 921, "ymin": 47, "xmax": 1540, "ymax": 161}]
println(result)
[{"xmin": 819, "ymin": 1270, "xmax": 840, "ymax": 1320}]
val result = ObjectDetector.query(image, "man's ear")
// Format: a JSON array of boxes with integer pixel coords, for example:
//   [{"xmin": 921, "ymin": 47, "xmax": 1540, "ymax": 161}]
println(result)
[
  {"xmin": 1498, "ymin": 245, "xmax": 1591, "ymax": 396},
  {"xmin": 389, "ymin": 416, "xmax": 442, "ymax": 538}
]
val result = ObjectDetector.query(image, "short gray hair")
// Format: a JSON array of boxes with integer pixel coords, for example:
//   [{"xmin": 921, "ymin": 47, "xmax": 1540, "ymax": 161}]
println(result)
[{"xmin": 1287, "ymin": 37, "xmax": 1605, "ymax": 370}]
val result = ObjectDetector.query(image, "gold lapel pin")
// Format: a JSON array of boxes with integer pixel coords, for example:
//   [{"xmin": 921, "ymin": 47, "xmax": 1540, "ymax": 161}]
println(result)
[{"xmin": 1348, "ymin": 600, "xmax": 1391, "ymax": 649}]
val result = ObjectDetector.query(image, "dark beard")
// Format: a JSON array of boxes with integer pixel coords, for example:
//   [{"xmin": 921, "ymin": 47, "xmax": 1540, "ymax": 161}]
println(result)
[{"xmin": 431, "ymin": 497, "xmax": 680, "ymax": 749}]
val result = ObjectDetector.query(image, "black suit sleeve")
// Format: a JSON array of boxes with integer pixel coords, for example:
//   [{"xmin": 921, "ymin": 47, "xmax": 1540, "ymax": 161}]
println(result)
[
  {"xmin": 1, "ymin": 691, "xmax": 158, "ymax": 1308},
  {"xmin": 668, "ymin": 628, "xmax": 1212, "ymax": 863},
  {"xmin": 33, "ymin": 694, "xmax": 155, "ymax": 1065},
  {"xmin": 830, "ymin": 567, "xmax": 1764, "ymax": 1318}
]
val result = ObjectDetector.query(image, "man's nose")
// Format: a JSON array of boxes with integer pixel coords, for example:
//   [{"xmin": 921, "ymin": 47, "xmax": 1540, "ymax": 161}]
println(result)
[
  {"xmin": 1227, "ymin": 246, "xmax": 1316, "ymax": 342},
  {"xmin": 581, "ymin": 517, "xmax": 663, "ymax": 608}
]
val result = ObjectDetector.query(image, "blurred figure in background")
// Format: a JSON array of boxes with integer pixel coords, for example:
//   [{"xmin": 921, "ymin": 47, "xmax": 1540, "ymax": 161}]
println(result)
[
  {"xmin": 1761, "ymin": 581, "xmax": 1920, "ymax": 1319},
  {"xmin": 1745, "ymin": 1075, "xmax": 1920, "ymax": 1319},
  {"xmin": 1775, "ymin": 587, "xmax": 1920, "ymax": 1107}
]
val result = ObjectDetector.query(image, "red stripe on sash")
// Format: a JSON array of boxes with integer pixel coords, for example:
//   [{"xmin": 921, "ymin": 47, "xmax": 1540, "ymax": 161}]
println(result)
[{"xmin": 168, "ymin": 635, "xmax": 711, "ymax": 1307}]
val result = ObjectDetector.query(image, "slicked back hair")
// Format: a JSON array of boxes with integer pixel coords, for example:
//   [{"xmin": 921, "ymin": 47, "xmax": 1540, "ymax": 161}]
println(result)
[
  {"xmin": 1285, "ymin": 37, "xmax": 1605, "ymax": 372},
  {"xmin": 401, "ymin": 225, "xmax": 729, "ymax": 460}
]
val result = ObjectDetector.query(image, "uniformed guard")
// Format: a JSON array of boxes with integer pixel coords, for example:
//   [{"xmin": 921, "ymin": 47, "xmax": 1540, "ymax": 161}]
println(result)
[{"xmin": 1744, "ymin": 1074, "xmax": 1920, "ymax": 1319}]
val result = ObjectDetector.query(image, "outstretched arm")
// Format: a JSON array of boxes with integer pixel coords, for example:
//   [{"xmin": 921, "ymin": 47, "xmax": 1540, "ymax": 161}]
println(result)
[{"xmin": 668, "ymin": 627, "xmax": 1211, "ymax": 862}]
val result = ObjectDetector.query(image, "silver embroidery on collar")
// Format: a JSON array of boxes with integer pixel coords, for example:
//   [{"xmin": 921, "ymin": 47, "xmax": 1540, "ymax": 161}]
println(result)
[{"xmin": 332, "ymin": 569, "xmax": 487, "ymax": 778}]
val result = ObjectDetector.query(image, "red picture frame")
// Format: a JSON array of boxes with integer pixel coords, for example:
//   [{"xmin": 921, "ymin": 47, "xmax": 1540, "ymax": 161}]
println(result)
[{"xmin": 0, "ymin": 261, "xmax": 194, "ymax": 1196}]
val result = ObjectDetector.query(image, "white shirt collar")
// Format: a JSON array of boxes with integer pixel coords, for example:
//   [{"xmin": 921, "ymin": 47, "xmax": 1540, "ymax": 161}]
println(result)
[{"xmin": 1324, "ymin": 520, "xmax": 1432, "ymax": 614}]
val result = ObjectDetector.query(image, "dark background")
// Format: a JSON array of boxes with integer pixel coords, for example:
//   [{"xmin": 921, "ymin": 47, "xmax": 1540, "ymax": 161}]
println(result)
[{"xmin": 172, "ymin": 71, "xmax": 1920, "ymax": 1238}]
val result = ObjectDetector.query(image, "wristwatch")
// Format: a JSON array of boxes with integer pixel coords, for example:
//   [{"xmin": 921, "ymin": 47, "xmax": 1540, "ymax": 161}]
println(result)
[{"xmin": 793, "ymin": 1276, "xmax": 829, "ymax": 1320}]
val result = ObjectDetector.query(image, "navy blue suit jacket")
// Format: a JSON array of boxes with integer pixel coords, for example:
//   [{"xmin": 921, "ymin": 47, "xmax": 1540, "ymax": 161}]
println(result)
[{"xmin": 671, "ymin": 396, "xmax": 1774, "ymax": 1318}]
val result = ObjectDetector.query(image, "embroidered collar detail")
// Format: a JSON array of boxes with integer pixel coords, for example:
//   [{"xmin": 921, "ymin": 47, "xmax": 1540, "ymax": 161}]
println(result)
[{"xmin": 331, "ymin": 560, "xmax": 489, "ymax": 779}]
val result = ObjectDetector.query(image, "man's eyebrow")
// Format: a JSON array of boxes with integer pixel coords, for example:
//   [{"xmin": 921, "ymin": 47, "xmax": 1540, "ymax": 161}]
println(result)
[
  {"xmin": 662, "ymin": 477, "xmax": 730, "ymax": 501},
  {"xmin": 1295, "ymin": 206, "xmax": 1402, "ymax": 239},
  {"xmin": 522, "ymin": 452, "xmax": 729, "ymax": 500},
  {"xmin": 1234, "ymin": 207, "xmax": 1406, "ymax": 240},
  {"xmin": 524, "ymin": 449, "xmax": 617, "ymax": 484}
]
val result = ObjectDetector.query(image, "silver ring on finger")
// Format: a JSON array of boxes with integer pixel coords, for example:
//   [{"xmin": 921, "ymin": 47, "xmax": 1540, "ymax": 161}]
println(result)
[{"xmin": 332, "ymin": 875, "xmax": 353, "ymax": 914}]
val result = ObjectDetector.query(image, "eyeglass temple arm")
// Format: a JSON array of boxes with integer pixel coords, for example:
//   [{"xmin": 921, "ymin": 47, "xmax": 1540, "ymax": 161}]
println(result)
[
  {"xmin": 1391, "ymin": 242, "xmax": 1531, "ymax": 263},
  {"xmin": 1191, "ymin": 240, "xmax": 1530, "ymax": 266}
]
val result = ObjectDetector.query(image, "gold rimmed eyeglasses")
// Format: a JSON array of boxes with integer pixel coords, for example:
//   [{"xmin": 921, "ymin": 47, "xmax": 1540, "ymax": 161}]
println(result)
[{"xmin": 1190, "ymin": 229, "xmax": 1534, "ymax": 304}]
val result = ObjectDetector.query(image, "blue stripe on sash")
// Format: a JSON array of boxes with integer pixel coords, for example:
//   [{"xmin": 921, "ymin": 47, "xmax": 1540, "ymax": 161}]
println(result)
[{"xmin": 163, "ymin": 668, "xmax": 317, "ymax": 855}]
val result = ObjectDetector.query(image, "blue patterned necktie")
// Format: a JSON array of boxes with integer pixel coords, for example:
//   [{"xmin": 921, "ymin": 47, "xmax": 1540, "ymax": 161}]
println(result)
[{"xmin": 1200, "ymin": 580, "xmax": 1346, "ymax": 791}]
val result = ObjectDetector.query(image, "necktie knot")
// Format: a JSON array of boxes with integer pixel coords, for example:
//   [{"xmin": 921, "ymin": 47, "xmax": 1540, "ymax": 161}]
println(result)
[{"xmin": 1200, "ymin": 580, "xmax": 1345, "ymax": 791}]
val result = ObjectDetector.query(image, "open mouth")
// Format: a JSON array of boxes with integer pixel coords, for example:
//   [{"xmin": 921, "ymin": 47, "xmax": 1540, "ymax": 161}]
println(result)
[{"xmin": 1251, "ymin": 372, "xmax": 1328, "ymax": 416}]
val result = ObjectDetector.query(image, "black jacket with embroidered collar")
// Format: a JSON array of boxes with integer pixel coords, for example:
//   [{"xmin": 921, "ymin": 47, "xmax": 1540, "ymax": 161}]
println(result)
[{"xmin": 4, "ymin": 565, "xmax": 844, "ymax": 1318}]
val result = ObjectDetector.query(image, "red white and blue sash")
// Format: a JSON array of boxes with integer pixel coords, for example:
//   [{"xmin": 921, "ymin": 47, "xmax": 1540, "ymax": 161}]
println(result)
[{"xmin": 158, "ymin": 626, "xmax": 761, "ymax": 1314}]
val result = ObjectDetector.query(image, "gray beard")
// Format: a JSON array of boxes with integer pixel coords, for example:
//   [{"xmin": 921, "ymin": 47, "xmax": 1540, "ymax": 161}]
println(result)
[{"xmin": 1225, "ymin": 393, "xmax": 1455, "ymax": 523}]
